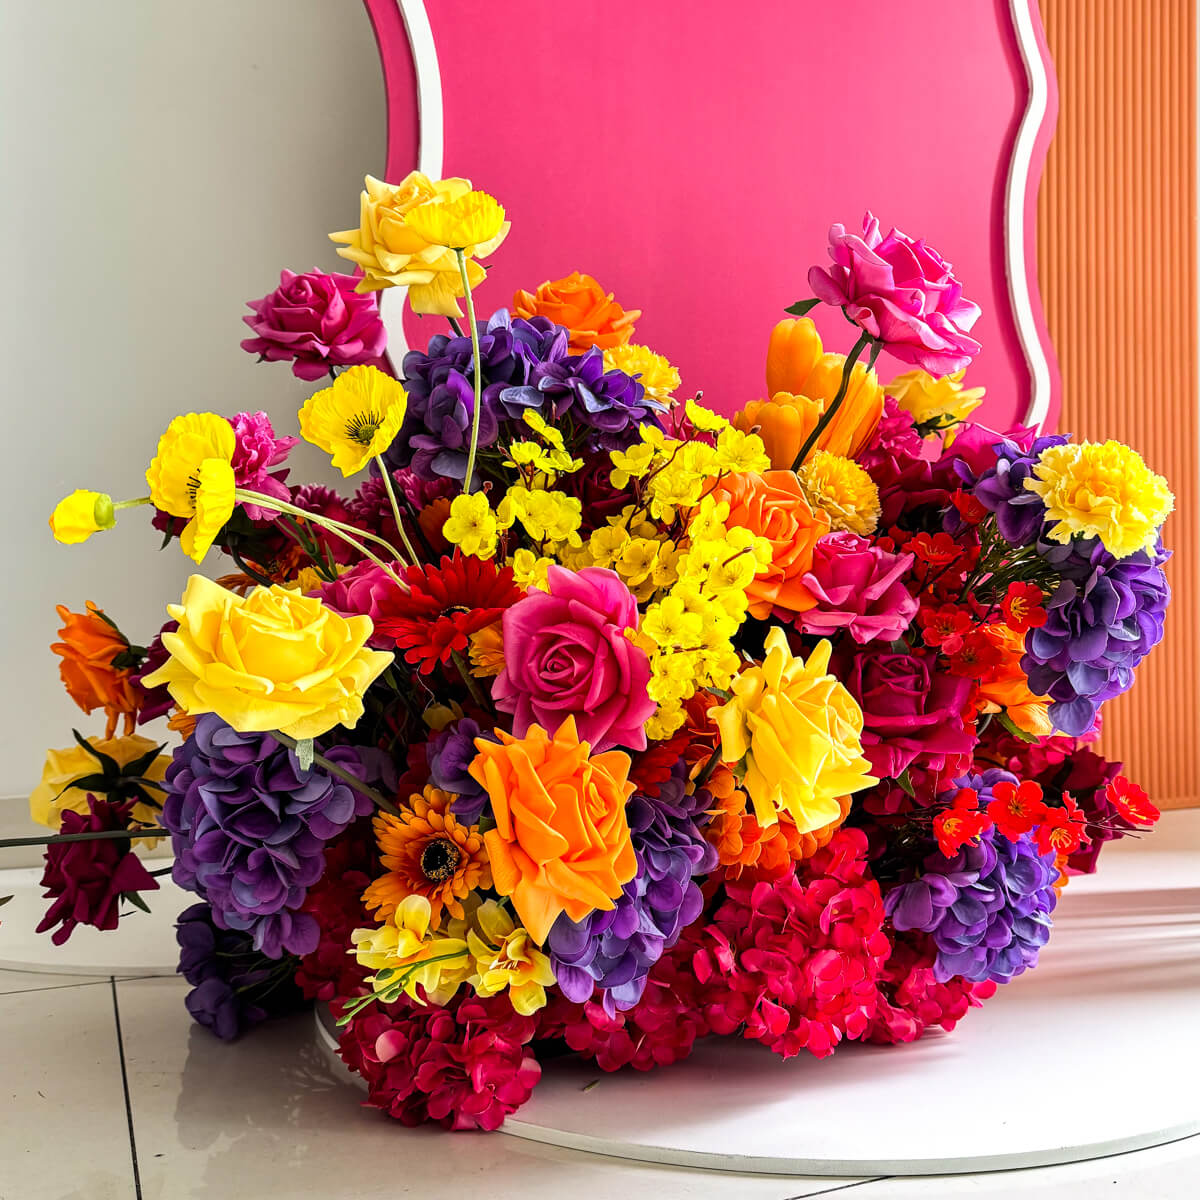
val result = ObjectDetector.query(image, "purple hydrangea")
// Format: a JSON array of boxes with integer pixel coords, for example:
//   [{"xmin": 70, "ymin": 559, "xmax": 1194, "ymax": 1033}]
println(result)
[
  {"xmin": 1022, "ymin": 538, "xmax": 1170, "ymax": 737},
  {"xmin": 885, "ymin": 771, "xmax": 1059, "ymax": 984},
  {"xmin": 970, "ymin": 433, "xmax": 1069, "ymax": 546},
  {"xmin": 427, "ymin": 717, "xmax": 493, "ymax": 825},
  {"xmin": 176, "ymin": 902, "xmax": 304, "ymax": 1041},
  {"xmin": 547, "ymin": 766, "xmax": 717, "ymax": 1014},
  {"xmin": 161, "ymin": 715, "xmax": 377, "ymax": 958}
]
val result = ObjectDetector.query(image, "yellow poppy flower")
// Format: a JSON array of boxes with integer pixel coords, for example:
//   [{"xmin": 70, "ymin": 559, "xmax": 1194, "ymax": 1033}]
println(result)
[
  {"xmin": 298, "ymin": 365, "xmax": 408, "ymax": 477},
  {"xmin": 49, "ymin": 490, "xmax": 115, "ymax": 544},
  {"xmin": 144, "ymin": 412, "xmax": 237, "ymax": 562}
]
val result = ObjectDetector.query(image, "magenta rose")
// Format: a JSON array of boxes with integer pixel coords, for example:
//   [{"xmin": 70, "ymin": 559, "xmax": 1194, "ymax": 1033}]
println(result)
[
  {"xmin": 841, "ymin": 649, "xmax": 974, "ymax": 781},
  {"xmin": 492, "ymin": 565, "xmax": 654, "ymax": 752},
  {"xmin": 799, "ymin": 533, "xmax": 918, "ymax": 645},
  {"xmin": 808, "ymin": 213, "xmax": 982, "ymax": 375},
  {"xmin": 36, "ymin": 797, "xmax": 159, "ymax": 945},
  {"xmin": 315, "ymin": 561, "xmax": 403, "ymax": 647},
  {"xmin": 241, "ymin": 269, "xmax": 387, "ymax": 382}
]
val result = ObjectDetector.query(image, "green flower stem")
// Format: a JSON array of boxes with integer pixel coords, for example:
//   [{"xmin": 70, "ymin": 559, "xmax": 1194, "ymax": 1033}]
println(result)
[
  {"xmin": 114, "ymin": 496, "xmax": 151, "ymax": 511},
  {"xmin": 450, "ymin": 649, "xmax": 488, "ymax": 708},
  {"xmin": 0, "ymin": 827, "xmax": 167, "ymax": 850},
  {"xmin": 266, "ymin": 731, "xmax": 401, "ymax": 817},
  {"xmin": 790, "ymin": 330, "xmax": 875, "ymax": 470},
  {"xmin": 373, "ymin": 455, "xmax": 421, "ymax": 565},
  {"xmin": 455, "ymin": 249, "xmax": 484, "ymax": 494}
]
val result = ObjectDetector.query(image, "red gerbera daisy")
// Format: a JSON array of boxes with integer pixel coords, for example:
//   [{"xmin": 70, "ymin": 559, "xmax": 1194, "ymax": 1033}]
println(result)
[
  {"xmin": 1105, "ymin": 775, "xmax": 1161, "ymax": 827},
  {"xmin": 374, "ymin": 554, "xmax": 524, "ymax": 675}
]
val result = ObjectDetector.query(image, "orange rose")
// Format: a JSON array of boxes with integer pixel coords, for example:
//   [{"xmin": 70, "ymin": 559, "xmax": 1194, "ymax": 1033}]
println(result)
[
  {"xmin": 733, "ymin": 318, "xmax": 884, "ymax": 467},
  {"xmin": 51, "ymin": 602, "xmax": 141, "ymax": 738},
  {"xmin": 511, "ymin": 271, "xmax": 640, "ymax": 353},
  {"xmin": 469, "ymin": 716, "xmax": 636, "ymax": 943},
  {"xmin": 709, "ymin": 471, "xmax": 830, "ymax": 619}
]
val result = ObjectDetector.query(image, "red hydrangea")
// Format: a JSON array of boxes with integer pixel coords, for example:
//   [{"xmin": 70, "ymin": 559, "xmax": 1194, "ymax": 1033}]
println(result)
[
  {"xmin": 867, "ymin": 932, "xmax": 996, "ymax": 1045},
  {"xmin": 336, "ymin": 992, "xmax": 540, "ymax": 1131},
  {"xmin": 690, "ymin": 828, "xmax": 889, "ymax": 1059}
]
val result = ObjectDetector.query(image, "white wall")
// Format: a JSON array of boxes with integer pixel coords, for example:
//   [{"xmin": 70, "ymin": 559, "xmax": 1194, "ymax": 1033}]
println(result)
[{"xmin": 0, "ymin": 1, "xmax": 386, "ymax": 831}]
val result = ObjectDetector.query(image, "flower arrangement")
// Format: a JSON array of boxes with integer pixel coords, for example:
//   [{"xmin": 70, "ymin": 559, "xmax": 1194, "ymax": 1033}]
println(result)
[{"xmin": 20, "ymin": 180, "xmax": 1174, "ymax": 1131}]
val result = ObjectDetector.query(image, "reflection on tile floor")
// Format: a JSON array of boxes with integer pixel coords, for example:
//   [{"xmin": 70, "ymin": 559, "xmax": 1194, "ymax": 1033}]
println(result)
[{"xmin": 1, "ymin": 966, "xmax": 1198, "ymax": 1200}]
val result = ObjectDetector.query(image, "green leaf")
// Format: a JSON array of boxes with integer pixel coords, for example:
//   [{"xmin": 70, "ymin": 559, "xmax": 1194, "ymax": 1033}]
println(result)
[
  {"xmin": 126, "ymin": 744, "xmax": 168, "ymax": 778},
  {"xmin": 0, "ymin": 894, "xmax": 13, "ymax": 908},
  {"xmin": 71, "ymin": 730, "xmax": 120, "ymax": 777},
  {"xmin": 123, "ymin": 891, "xmax": 152, "ymax": 915},
  {"xmin": 783, "ymin": 297, "xmax": 820, "ymax": 317},
  {"xmin": 895, "ymin": 768, "xmax": 916, "ymax": 798},
  {"xmin": 997, "ymin": 711, "xmax": 1038, "ymax": 743}
]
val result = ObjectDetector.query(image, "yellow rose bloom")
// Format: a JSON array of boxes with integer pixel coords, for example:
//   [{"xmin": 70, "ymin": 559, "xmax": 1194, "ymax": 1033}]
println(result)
[
  {"xmin": 49, "ymin": 490, "xmax": 115, "ymax": 544},
  {"xmin": 797, "ymin": 450, "xmax": 881, "ymax": 535},
  {"xmin": 403, "ymin": 189, "xmax": 509, "ymax": 255},
  {"xmin": 329, "ymin": 172, "xmax": 489, "ymax": 316},
  {"xmin": 145, "ymin": 412, "xmax": 237, "ymax": 562},
  {"xmin": 298, "ymin": 365, "xmax": 408, "ymax": 477},
  {"xmin": 141, "ymin": 575, "xmax": 393, "ymax": 740},
  {"xmin": 602, "ymin": 343, "xmax": 682, "ymax": 402},
  {"xmin": 466, "ymin": 900, "xmax": 555, "ymax": 1015},
  {"xmin": 713, "ymin": 627, "xmax": 875, "ymax": 832},
  {"xmin": 885, "ymin": 368, "xmax": 985, "ymax": 439},
  {"xmin": 1024, "ymin": 440, "xmax": 1174, "ymax": 559},
  {"xmin": 30, "ymin": 734, "xmax": 169, "ymax": 837}
]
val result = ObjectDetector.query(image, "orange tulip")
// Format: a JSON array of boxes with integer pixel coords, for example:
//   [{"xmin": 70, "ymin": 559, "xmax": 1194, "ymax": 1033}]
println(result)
[{"xmin": 50, "ymin": 602, "xmax": 141, "ymax": 738}]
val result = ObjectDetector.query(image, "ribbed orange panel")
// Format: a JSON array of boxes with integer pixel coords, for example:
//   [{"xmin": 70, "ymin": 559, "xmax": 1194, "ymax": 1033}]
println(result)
[{"xmin": 1038, "ymin": 0, "xmax": 1199, "ymax": 807}]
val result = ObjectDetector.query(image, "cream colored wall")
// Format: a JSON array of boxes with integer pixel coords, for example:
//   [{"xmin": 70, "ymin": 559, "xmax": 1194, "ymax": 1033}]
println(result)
[{"xmin": 0, "ymin": 1, "xmax": 385, "ymax": 834}]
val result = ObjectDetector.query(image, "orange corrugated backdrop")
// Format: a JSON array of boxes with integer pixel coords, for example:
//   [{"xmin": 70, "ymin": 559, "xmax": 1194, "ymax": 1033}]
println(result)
[{"xmin": 1038, "ymin": 0, "xmax": 1199, "ymax": 807}]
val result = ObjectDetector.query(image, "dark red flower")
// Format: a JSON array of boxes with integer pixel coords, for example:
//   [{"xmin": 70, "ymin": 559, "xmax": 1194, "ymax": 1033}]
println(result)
[
  {"xmin": 1104, "ymin": 776, "xmax": 1161, "ymax": 827},
  {"xmin": 986, "ymin": 779, "xmax": 1046, "ymax": 841},
  {"xmin": 374, "ymin": 554, "xmax": 524, "ymax": 675},
  {"xmin": 36, "ymin": 796, "xmax": 159, "ymax": 946},
  {"xmin": 1000, "ymin": 581, "xmax": 1047, "ymax": 634}
]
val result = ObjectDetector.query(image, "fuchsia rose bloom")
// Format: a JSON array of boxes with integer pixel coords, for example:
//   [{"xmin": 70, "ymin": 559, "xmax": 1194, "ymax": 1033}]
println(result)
[
  {"xmin": 230, "ymin": 411, "xmax": 298, "ymax": 519},
  {"xmin": 799, "ymin": 532, "xmax": 918, "ymax": 645},
  {"xmin": 809, "ymin": 213, "xmax": 982, "ymax": 375},
  {"xmin": 841, "ymin": 649, "xmax": 974, "ymax": 781},
  {"xmin": 315, "ymin": 560, "xmax": 403, "ymax": 647},
  {"xmin": 241, "ymin": 269, "xmax": 387, "ymax": 382},
  {"xmin": 493, "ymin": 565, "xmax": 654, "ymax": 752}
]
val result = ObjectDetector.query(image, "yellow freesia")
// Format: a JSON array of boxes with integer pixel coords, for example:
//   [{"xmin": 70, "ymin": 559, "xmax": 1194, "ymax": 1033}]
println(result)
[
  {"xmin": 298, "ymin": 364, "xmax": 408, "ymax": 477},
  {"xmin": 466, "ymin": 900, "xmax": 555, "ymax": 1015},
  {"xmin": 352, "ymin": 895, "xmax": 471, "ymax": 1006}
]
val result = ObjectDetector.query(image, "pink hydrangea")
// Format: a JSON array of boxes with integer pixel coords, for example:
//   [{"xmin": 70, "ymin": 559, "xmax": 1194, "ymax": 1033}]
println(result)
[
  {"xmin": 799, "ymin": 532, "xmax": 918, "ymax": 644},
  {"xmin": 230, "ymin": 411, "xmax": 297, "ymax": 520},
  {"xmin": 691, "ymin": 829, "xmax": 890, "ymax": 1059}
]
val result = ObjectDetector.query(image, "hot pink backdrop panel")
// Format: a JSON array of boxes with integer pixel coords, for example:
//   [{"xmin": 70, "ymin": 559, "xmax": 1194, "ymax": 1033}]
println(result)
[{"xmin": 368, "ymin": 0, "xmax": 1056, "ymax": 429}]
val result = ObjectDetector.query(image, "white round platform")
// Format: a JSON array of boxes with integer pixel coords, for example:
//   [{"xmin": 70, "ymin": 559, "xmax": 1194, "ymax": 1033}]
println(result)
[{"xmin": 316, "ymin": 815, "xmax": 1200, "ymax": 1176}]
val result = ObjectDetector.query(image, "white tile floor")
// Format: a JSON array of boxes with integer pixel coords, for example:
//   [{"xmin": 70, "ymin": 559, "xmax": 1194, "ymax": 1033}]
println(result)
[{"xmin": 2, "ymin": 964, "xmax": 1199, "ymax": 1199}]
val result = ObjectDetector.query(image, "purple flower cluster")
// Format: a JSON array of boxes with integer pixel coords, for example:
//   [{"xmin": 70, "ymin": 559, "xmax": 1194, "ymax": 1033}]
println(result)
[
  {"xmin": 1023, "ymin": 538, "xmax": 1170, "ymax": 737},
  {"xmin": 427, "ymin": 717, "xmax": 492, "ymax": 825},
  {"xmin": 176, "ymin": 902, "xmax": 304, "ymax": 1041},
  {"xmin": 384, "ymin": 309, "xmax": 663, "ymax": 484},
  {"xmin": 161, "ymin": 715, "xmax": 376, "ymax": 958},
  {"xmin": 970, "ymin": 433, "xmax": 1068, "ymax": 545},
  {"xmin": 886, "ymin": 771, "xmax": 1059, "ymax": 984},
  {"xmin": 547, "ymin": 766, "xmax": 717, "ymax": 1014}
]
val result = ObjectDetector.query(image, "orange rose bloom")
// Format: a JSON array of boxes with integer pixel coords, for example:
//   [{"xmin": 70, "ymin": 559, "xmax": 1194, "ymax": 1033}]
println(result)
[
  {"xmin": 469, "ymin": 716, "xmax": 637, "ymax": 943},
  {"xmin": 703, "ymin": 765, "xmax": 851, "ymax": 880},
  {"xmin": 511, "ymin": 271, "xmax": 640, "ymax": 353},
  {"xmin": 974, "ymin": 625, "xmax": 1052, "ymax": 738},
  {"xmin": 733, "ymin": 318, "xmax": 884, "ymax": 468},
  {"xmin": 51, "ymin": 602, "xmax": 140, "ymax": 738},
  {"xmin": 709, "ymin": 471, "xmax": 830, "ymax": 619}
]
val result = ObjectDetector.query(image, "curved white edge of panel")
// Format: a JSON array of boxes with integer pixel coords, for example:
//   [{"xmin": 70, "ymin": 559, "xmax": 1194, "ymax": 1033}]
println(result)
[{"xmin": 1007, "ymin": 0, "xmax": 1054, "ymax": 430}]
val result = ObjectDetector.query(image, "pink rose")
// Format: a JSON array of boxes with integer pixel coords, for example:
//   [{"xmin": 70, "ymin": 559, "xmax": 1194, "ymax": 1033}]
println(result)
[
  {"xmin": 315, "ymin": 561, "xmax": 402, "ymax": 647},
  {"xmin": 799, "ymin": 533, "xmax": 918, "ymax": 645},
  {"xmin": 230, "ymin": 411, "xmax": 297, "ymax": 520},
  {"xmin": 241, "ymin": 269, "xmax": 387, "ymax": 382},
  {"xmin": 809, "ymin": 213, "xmax": 981, "ymax": 375},
  {"xmin": 493, "ymin": 566, "xmax": 654, "ymax": 752},
  {"xmin": 841, "ymin": 649, "xmax": 974, "ymax": 781}
]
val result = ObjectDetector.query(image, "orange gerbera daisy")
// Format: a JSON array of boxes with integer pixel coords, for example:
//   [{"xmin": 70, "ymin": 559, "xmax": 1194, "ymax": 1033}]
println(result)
[
  {"xmin": 363, "ymin": 786, "xmax": 491, "ymax": 926},
  {"xmin": 702, "ymin": 765, "xmax": 852, "ymax": 881}
]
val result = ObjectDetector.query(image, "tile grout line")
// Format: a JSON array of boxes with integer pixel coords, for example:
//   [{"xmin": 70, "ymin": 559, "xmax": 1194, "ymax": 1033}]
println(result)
[
  {"xmin": 785, "ymin": 1179, "xmax": 891, "ymax": 1199},
  {"xmin": 110, "ymin": 976, "xmax": 144, "ymax": 1200}
]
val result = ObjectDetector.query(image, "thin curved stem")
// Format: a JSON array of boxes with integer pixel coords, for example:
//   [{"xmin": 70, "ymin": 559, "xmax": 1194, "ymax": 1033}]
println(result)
[
  {"xmin": 790, "ymin": 330, "xmax": 874, "ymax": 470},
  {"xmin": 374, "ymin": 456, "xmax": 421, "ymax": 565},
  {"xmin": 267, "ymin": 732, "xmax": 401, "ymax": 817},
  {"xmin": 456, "ymin": 249, "xmax": 484, "ymax": 494}
]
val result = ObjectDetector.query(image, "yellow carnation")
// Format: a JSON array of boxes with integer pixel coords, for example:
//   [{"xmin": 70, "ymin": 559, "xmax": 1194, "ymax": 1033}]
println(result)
[
  {"xmin": 713, "ymin": 627, "xmax": 875, "ymax": 831},
  {"xmin": 141, "ymin": 575, "xmax": 393, "ymax": 740},
  {"xmin": 1024, "ymin": 440, "xmax": 1173, "ymax": 559},
  {"xmin": 298, "ymin": 365, "xmax": 408, "ymax": 477},
  {"xmin": 602, "ymin": 343, "xmax": 681, "ymax": 401},
  {"xmin": 403, "ymin": 189, "xmax": 508, "ymax": 255},
  {"xmin": 885, "ymin": 369, "xmax": 985, "ymax": 441},
  {"xmin": 797, "ymin": 450, "xmax": 881, "ymax": 535},
  {"xmin": 49, "ymin": 490, "xmax": 115, "ymax": 545}
]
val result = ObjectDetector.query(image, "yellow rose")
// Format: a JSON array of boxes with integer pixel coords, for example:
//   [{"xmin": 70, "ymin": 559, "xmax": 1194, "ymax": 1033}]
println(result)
[
  {"xmin": 885, "ymin": 369, "xmax": 985, "ymax": 442},
  {"xmin": 713, "ymin": 627, "xmax": 875, "ymax": 832},
  {"xmin": 329, "ymin": 172, "xmax": 488, "ymax": 316},
  {"xmin": 141, "ymin": 575, "xmax": 393, "ymax": 740},
  {"xmin": 30, "ymin": 734, "xmax": 169, "ymax": 843}
]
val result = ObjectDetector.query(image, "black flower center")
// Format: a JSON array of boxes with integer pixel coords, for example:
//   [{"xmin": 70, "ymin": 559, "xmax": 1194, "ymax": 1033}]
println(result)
[
  {"xmin": 345, "ymin": 411, "xmax": 383, "ymax": 446},
  {"xmin": 420, "ymin": 837, "xmax": 462, "ymax": 882}
]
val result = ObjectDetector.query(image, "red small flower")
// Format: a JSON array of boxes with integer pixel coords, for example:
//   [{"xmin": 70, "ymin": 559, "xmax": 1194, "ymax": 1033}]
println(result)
[
  {"xmin": 1033, "ymin": 794, "xmax": 1090, "ymax": 856},
  {"xmin": 1000, "ymin": 582, "xmax": 1047, "ymax": 634},
  {"xmin": 933, "ymin": 788, "xmax": 990, "ymax": 856},
  {"xmin": 917, "ymin": 604, "xmax": 975, "ymax": 654},
  {"xmin": 950, "ymin": 489, "xmax": 988, "ymax": 527},
  {"xmin": 945, "ymin": 628, "xmax": 1004, "ymax": 677},
  {"xmin": 1105, "ymin": 776, "xmax": 1161, "ymax": 826},
  {"xmin": 986, "ymin": 779, "xmax": 1046, "ymax": 840},
  {"xmin": 906, "ymin": 531, "xmax": 962, "ymax": 569},
  {"xmin": 374, "ymin": 554, "xmax": 524, "ymax": 675}
]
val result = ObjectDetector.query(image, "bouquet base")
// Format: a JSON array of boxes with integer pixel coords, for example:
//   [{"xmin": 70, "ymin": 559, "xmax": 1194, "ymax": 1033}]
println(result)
[{"xmin": 315, "ymin": 853, "xmax": 1200, "ymax": 1176}]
